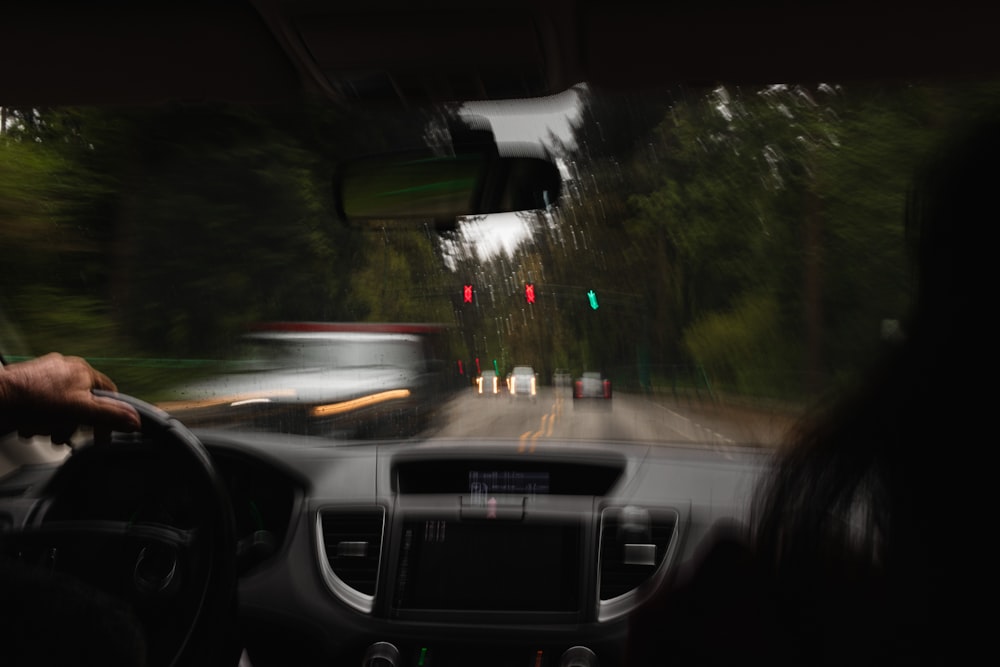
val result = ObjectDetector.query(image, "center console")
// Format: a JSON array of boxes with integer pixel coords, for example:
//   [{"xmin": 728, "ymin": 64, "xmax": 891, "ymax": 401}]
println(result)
[{"xmin": 316, "ymin": 453, "xmax": 680, "ymax": 666}]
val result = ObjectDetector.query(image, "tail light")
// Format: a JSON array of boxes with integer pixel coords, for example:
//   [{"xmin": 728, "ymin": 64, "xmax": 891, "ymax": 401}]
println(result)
[
  {"xmin": 574, "ymin": 380, "xmax": 582, "ymax": 398},
  {"xmin": 603, "ymin": 380, "xmax": 612, "ymax": 399}
]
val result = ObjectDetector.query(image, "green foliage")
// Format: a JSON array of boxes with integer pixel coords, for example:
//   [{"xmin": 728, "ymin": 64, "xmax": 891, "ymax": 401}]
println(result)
[
  {"xmin": 682, "ymin": 292, "xmax": 801, "ymax": 398},
  {"xmin": 455, "ymin": 82, "xmax": 1000, "ymax": 401},
  {"xmin": 5, "ymin": 286, "xmax": 119, "ymax": 358},
  {"xmin": 347, "ymin": 226, "xmax": 454, "ymax": 324},
  {"xmin": 1, "ymin": 103, "xmax": 432, "ymax": 365},
  {"xmin": 5, "ymin": 83, "xmax": 1000, "ymax": 405}
]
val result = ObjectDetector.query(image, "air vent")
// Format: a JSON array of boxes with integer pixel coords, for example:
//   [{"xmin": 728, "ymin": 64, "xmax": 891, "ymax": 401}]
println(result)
[
  {"xmin": 317, "ymin": 507, "xmax": 385, "ymax": 613},
  {"xmin": 598, "ymin": 506, "xmax": 676, "ymax": 602}
]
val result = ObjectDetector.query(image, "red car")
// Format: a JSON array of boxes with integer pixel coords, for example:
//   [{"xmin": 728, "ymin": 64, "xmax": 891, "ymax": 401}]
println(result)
[{"xmin": 573, "ymin": 372, "xmax": 612, "ymax": 408}]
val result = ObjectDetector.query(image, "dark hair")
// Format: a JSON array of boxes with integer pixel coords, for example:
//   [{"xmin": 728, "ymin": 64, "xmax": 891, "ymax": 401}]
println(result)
[{"xmin": 749, "ymin": 116, "xmax": 1000, "ymax": 662}]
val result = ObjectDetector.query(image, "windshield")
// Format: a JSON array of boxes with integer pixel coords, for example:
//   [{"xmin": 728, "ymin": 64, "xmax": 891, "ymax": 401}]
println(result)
[{"xmin": 2, "ymin": 82, "xmax": 992, "ymax": 447}]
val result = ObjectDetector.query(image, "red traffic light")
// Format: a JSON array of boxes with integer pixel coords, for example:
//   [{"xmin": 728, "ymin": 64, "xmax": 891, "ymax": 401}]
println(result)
[
  {"xmin": 525, "ymin": 283, "xmax": 536, "ymax": 304},
  {"xmin": 463, "ymin": 284, "xmax": 474, "ymax": 303}
]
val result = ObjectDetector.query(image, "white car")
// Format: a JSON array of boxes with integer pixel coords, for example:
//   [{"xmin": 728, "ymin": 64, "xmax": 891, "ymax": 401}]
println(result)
[
  {"xmin": 165, "ymin": 323, "xmax": 448, "ymax": 438},
  {"xmin": 507, "ymin": 365, "xmax": 538, "ymax": 400},
  {"xmin": 475, "ymin": 369, "xmax": 501, "ymax": 396}
]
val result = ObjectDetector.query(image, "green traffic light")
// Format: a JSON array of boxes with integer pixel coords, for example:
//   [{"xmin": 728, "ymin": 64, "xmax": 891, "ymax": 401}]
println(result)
[
  {"xmin": 493, "ymin": 359, "xmax": 499, "ymax": 374},
  {"xmin": 587, "ymin": 289, "xmax": 599, "ymax": 310}
]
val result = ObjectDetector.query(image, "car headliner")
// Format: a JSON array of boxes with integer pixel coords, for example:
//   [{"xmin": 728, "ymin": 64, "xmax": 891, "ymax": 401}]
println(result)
[{"xmin": 2, "ymin": 1, "xmax": 998, "ymax": 108}]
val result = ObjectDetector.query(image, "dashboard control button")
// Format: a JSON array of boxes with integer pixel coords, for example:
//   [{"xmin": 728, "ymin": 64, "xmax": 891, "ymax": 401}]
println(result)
[
  {"xmin": 362, "ymin": 642, "xmax": 400, "ymax": 667},
  {"xmin": 560, "ymin": 646, "xmax": 598, "ymax": 667}
]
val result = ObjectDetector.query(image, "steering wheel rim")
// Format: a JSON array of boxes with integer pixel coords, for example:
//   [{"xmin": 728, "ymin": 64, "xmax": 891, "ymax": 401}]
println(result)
[
  {"xmin": 10, "ymin": 391, "xmax": 239, "ymax": 667},
  {"xmin": 99, "ymin": 390, "xmax": 238, "ymax": 667}
]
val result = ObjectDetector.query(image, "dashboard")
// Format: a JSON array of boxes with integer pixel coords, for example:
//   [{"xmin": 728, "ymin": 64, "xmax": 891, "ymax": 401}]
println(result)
[
  {"xmin": 0, "ymin": 431, "xmax": 767, "ymax": 667},
  {"xmin": 205, "ymin": 432, "xmax": 766, "ymax": 667}
]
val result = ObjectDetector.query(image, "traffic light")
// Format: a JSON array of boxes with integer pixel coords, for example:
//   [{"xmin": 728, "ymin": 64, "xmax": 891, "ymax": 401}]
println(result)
[
  {"xmin": 587, "ymin": 289, "xmax": 599, "ymax": 310},
  {"xmin": 463, "ymin": 284, "xmax": 474, "ymax": 303},
  {"xmin": 525, "ymin": 283, "xmax": 536, "ymax": 304}
]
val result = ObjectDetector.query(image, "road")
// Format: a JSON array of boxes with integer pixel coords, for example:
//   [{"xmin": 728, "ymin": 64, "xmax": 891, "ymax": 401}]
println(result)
[{"xmin": 429, "ymin": 387, "xmax": 796, "ymax": 449}]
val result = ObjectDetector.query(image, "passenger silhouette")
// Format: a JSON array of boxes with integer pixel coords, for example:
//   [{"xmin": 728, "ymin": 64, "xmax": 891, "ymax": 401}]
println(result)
[{"xmin": 625, "ymin": 117, "xmax": 999, "ymax": 666}]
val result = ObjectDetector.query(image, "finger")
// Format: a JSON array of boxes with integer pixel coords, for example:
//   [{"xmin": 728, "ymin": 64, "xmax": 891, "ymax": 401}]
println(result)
[
  {"xmin": 89, "ymin": 394, "xmax": 142, "ymax": 432},
  {"xmin": 88, "ymin": 366, "xmax": 119, "ymax": 394}
]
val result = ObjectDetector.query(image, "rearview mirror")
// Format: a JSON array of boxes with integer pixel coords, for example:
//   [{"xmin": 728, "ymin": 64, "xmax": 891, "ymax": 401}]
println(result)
[{"xmin": 334, "ymin": 150, "xmax": 561, "ymax": 230}]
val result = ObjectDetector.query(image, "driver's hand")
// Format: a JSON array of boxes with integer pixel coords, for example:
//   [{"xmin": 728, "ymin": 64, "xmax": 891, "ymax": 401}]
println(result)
[{"xmin": 0, "ymin": 353, "xmax": 141, "ymax": 444}]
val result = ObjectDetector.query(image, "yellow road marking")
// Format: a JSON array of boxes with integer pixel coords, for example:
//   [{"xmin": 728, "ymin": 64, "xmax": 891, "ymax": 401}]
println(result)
[
  {"xmin": 523, "ymin": 399, "xmax": 561, "ymax": 453},
  {"xmin": 530, "ymin": 418, "xmax": 546, "ymax": 453}
]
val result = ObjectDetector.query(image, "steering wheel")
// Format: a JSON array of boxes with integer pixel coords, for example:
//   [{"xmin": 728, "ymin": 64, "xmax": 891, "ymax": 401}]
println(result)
[{"xmin": 1, "ymin": 392, "xmax": 238, "ymax": 667}]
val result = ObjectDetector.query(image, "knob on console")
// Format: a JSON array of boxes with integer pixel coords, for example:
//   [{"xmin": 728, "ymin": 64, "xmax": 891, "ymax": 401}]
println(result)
[
  {"xmin": 560, "ymin": 646, "xmax": 598, "ymax": 667},
  {"xmin": 362, "ymin": 642, "xmax": 400, "ymax": 667}
]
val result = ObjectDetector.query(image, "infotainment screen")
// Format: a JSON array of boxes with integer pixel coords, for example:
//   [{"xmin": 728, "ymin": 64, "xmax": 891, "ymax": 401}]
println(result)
[
  {"xmin": 468, "ymin": 470, "xmax": 550, "ymax": 496},
  {"xmin": 393, "ymin": 519, "xmax": 582, "ymax": 612}
]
